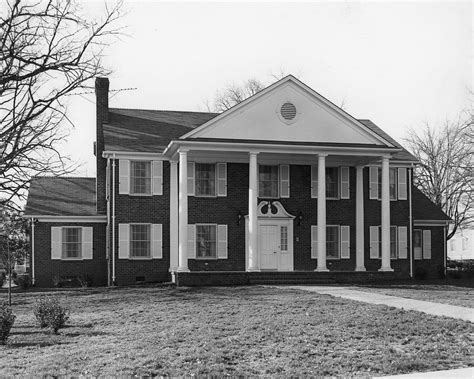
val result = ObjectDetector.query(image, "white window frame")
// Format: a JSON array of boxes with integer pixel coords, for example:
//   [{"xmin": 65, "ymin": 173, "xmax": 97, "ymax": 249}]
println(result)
[
  {"xmin": 195, "ymin": 223, "xmax": 218, "ymax": 259},
  {"xmin": 129, "ymin": 223, "xmax": 151, "ymax": 259},
  {"xmin": 258, "ymin": 164, "xmax": 280, "ymax": 199},
  {"xmin": 61, "ymin": 226, "xmax": 82, "ymax": 260},
  {"xmin": 376, "ymin": 167, "xmax": 398, "ymax": 201},
  {"xmin": 130, "ymin": 160, "xmax": 152, "ymax": 196},
  {"xmin": 195, "ymin": 163, "xmax": 217, "ymax": 197},
  {"xmin": 413, "ymin": 229, "xmax": 423, "ymax": 260},
  {"xmin": 376, "ymin": 225, "xmax": 398, "ymax": 259},
  {"xmin": 325, "ymin": 167, "xmax": 340, "ymax": 200}
]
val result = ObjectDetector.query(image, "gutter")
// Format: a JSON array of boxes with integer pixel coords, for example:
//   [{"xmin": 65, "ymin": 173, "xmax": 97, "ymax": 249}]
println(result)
[
  {"xmin": 30, "ymin": 217, "xmax": 35, "ymax": 285},
  {"xmin": 106, "ymin": 157, "xmax": 111, "ymax": 286},
  {"xmin": 112, "ymin": 154, "xmax": 116, "ymax": 285},
  {"xmin": 409, "ymin": 164, "xmax": 413, "ymax": 278}
]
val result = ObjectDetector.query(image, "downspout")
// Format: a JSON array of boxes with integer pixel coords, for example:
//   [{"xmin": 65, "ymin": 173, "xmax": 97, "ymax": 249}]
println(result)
[
  {"xmin": 106, "ymin": 157, "xmax": 111, "ymax": 286},
  {"xmin": 408, "ymin": 164, "xmax": 414, "ymax": 278},
  {"xmin": 444, "ymin": 225, "xmax": 447, "ymax": 277},
  {"xmin": 112, "ymin": 155, "xmax": 116, "ymax": 285},
  {"xmin": 30, "ymin": 217, "xmax": 35, "ymax": 285}
]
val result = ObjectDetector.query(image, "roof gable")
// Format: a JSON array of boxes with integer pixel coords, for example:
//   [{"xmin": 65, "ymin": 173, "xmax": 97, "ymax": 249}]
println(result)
[{"xmin": 183, "ymin": 75, "xmax": 394, "ymax": 147}]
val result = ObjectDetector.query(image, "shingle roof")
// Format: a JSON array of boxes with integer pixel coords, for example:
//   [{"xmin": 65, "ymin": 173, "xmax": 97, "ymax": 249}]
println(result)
[
  {"xmin": 358, "ymin": 120, "xmax": 416, "ymax": 162},
  {"xmin": 104, "ymin": 108, "xmax": 218, "ymax": 152},
  {"xmin": 412, "ymin": 186, "xmax": 451, "ymax": 221},
  {"xmin": 102, "ymin": 109, "xmax": 416, "ymax": 162},
  {"xmin": 24, "ymin": 177, "xmax": 96, "ymax": 216}
]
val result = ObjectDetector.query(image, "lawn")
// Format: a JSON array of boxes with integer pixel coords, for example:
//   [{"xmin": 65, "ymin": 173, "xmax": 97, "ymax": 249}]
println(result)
[
  {"xmin": 0, "ymin": 286, "xmax": 472, "ymax": 377},
  {"xmin": 356, "ymin": 280, "xmax": 474, "ymax": 308}
]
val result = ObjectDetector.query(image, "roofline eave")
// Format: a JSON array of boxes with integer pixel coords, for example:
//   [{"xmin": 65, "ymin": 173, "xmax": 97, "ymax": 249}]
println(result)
[{"xmin": 163, "ymin": 139, "xmax": 402, "ymax": 159}]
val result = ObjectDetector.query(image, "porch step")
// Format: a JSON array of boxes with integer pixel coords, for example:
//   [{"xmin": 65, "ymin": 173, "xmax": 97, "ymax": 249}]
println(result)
[{"xmin": 249, "ymin": 272, "xmax": 336, "ymax": 285}]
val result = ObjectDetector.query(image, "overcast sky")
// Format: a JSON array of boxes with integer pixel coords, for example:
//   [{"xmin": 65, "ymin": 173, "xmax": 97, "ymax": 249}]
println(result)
[{"xmin": 64, "ymin": 0, "xmax": 472, "ymax": 176}]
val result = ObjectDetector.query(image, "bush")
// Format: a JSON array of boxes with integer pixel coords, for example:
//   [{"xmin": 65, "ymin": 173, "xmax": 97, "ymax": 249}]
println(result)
[
  {"xmin": 77, "ymin": 275, "xmax": 92, "ymax": 288},
  {"xmin": 34, "ymin": 296, "xmax": 70, "ymax": 333},
  {"xmin": 14, "ymin": 274, "xmax": 31, "ymax": 289},
  {"xmin": 0, "ymin": 302, "xmax": 15, "ymax": 344}
]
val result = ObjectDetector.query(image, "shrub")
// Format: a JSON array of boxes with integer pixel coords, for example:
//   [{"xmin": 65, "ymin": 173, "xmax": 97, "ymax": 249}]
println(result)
[
  {"xmin": 34, "ymin": 296, "xmax": 70, "ymax": 333},
  {"xmin": 45, "ymin": 300, "xmax": 69, "ymax": 334},
  {"xmin": 77, "ymin": 275, "xmax": 92, "ymax": 288},
  {"xmin": 34, "ymin": 297, "xmax": 51, "ymax": 327},
  {"xmin": 14, "ymin": 274, "xmax": 31, "ymax": 289},
  {"xmin": 0, "ymin": 302, "xmax": 15, "ymax": 344}
]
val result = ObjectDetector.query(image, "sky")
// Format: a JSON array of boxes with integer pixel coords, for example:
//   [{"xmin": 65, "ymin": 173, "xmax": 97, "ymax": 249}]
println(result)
[{"xmin": 63, "ymin": 0, "xmax": 472, "ymax": 176}]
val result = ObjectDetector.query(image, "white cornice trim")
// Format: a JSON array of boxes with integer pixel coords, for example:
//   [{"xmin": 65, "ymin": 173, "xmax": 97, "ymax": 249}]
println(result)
[
  {"xmin": 413, "ymin": 220, "xmax": 452, "ymax": 226},
  {"xmin": 163, "ymin": 140, "xmax": 401, "ymax": 159},
  {"xmin": 180, "ymin": 75, "xmax": 395, "ymax": 147},
  {"xmin": 102, "ymin": 151, "xmax": 167, "ymax": 160},
  {"xmin": 23, "ymin": 215, "xmax": 107, "ymax": 223}
]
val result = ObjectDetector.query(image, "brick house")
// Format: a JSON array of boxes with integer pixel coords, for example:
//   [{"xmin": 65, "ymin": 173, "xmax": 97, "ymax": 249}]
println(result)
[{"xmin": 24, "ymin": 75, "xmax": 451, "ymax": 287}]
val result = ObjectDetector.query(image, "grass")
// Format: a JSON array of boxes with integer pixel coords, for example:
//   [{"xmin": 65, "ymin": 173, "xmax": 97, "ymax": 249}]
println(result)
[
  {"xmin": 356, "ymin": 279, "xmax": 474, "ymax": 308},
  {"xmin": 0, "ymin": 285, "xmax": 472, "ymax": 376}
]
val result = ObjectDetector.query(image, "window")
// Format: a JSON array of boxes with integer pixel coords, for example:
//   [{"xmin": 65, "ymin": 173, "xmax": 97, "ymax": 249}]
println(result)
[
  {"xmin": 196, "ymin": 224, "xmax": 217, "ymax": 258},
  {"xmin": 130, "ymin": 161, "xmax": 151, "ymax": 194},
  {"xmin": 280, "ymin": 226, "xmax": 288, "ymax": 251},
  {"xmin": 195, "ymin": 163, "xmax": 216, "ymax": 196},
  {"xmin": 326, "ymin": 226, "xmax": 339, "ymax": 259},
  {"xmin": 377, "ymin": 226, "xmax": 397, "ymax": 258},
  {"xmin": 62, "ymin": 228, "xmax": 81, "ymax": 258},
  {"xmin": 259, "ymin": 165, "xmax": 279, "ymax": 198},
  {"xmin": 326, "ymin": 167, "xmax": 339, "ymax": 198},
  {"xmin": 413, "ymin": 229, "xmax": 422, "ymax": 260},
  {"xmin": 130, "ymin": 224, "xmax": 150, "ymax": 257},
  {"xmin": 377, "ymin": 168, "xmax": 397, "ymax": 200}
]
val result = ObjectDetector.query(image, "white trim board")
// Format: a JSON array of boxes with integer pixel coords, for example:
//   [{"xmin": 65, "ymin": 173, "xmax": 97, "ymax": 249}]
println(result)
[{"xmin": 24, "ymin": 215, "xmax": 107, "ymax": 223}]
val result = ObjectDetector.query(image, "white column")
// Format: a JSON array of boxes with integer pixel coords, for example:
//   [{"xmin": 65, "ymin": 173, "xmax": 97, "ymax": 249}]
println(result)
[
  {"xmin": 316, "ymin": 154, "xmax": 329, "ymax": 271},
  {"xmin": 169, "ymin": 160, "xmax": 179, "ymax": 273},
  {"xmin": 379, "ymin": 156, "xmax": 393, "ymax": 271},
  {"xmin": 355, "ymin": 166, "xmax": 366, "ymax": 271},
  {"xmin": 247, "ymin": 151, "xmax": 259, "ymax": 271},
  {"xmin": 177, "ymin": 150, "xmax": 189, "ymax": 272}
]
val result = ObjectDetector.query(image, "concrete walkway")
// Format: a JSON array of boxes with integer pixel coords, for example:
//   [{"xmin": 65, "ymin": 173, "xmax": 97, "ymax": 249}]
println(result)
[
  {"xmin": 284, "ymin": 286, "xmax": 474, "ymax": 322},
  {"xmin": 375, "ymin": 367, "xmax": 474, "ymax": 378}
]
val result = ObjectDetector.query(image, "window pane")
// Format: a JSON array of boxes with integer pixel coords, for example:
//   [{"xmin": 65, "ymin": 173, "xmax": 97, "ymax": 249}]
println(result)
[
  {"xmin": 62, "ymin": 228, "xmax": 81, "ymax": 258},
  {"xmin": 326, "ymin": 226, "xmax": 339, "ymax": 258},
  {"xmin": 326, "ymin": 168, "xmax": 339, "ymax": 198},
  {"xmin": 259, "ymin": 165, "xmax": 279, "ymax": 198},
  {"xmin": 413, "ymin": 230, "xmax": 422, "ymax": 249},
  {"xmin": 131, "ymin": 161, "xmax": 151, "ymax": 194},
  {"xmin": 390, "ymin": 226, "xmax": 397, "ymax": 258},
  {"xmin": 280, "ymin": 226, "xmax": 288, "ymax": 251},
  {"xmin": 196, "ymin": 225, "xmax": 217, "ymax": 258},
  {"xmin": 130, "ymin": 224, "xmax": 150, "ymax": 257},
  {"xmin": 389, "ymin": 169, "xmax": 397, "ymax": 200},
  {"xmin": 195, "ymin": 164, "xmax": 216, "ymax": 196}
]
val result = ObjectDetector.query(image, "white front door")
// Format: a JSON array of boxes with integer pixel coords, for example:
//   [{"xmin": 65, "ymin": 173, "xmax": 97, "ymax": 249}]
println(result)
[{"xmin": 260, "ymin": 225, "xmax": 279, "ymax": 270}]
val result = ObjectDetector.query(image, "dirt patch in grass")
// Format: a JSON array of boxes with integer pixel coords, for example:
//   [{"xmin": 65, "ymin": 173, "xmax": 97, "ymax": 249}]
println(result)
[
  {"xmin": 0, "ymin": 286, "xmax": 472, "ymax": 376},
  {"xmin": 356, "ymin": 281, "xmax": 474, "ymax": 308}
]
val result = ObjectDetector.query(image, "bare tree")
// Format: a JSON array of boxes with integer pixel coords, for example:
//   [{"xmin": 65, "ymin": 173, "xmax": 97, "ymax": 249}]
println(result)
[
  {"xmin": 405, "ymin": 117, "xmax": 474, "ymax": 239},
  {"xmin": 211, "ymin": 78, "xmax": 266, "ymax": 112},
  {"xmin": 0, "ymin": 0, "xmax": 123, "ymax": 209}
]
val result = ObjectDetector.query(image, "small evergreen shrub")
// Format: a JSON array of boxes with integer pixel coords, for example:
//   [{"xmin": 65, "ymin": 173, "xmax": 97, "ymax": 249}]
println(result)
[
  {"xmin": 15, "ymin": 274, "xmax": 31, "ymax": 289},
  {"xmin": 45, "ymin": 300, "xmax": 69, "ymax": 334},
  {"xmin": 77, "ymin": 275, "xmax": 92, "ymax": 288},
  {"xmin": 0, "ymin": 302, "xmax": 15, "ymax": 344},
  {"xmin": 34, "ymin": 296, "xmax": 70, "ymax": 333}
]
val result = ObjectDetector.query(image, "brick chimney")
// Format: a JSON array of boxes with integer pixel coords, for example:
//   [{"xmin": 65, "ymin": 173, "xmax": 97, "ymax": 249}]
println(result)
[{"xmin": 95, "ymin": 77, "xmax": 109, "ymax": 215}]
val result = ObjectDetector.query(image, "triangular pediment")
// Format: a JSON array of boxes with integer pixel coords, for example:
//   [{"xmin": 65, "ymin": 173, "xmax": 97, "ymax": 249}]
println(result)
[{"xmin": 183, "ymin": 76, "xmax": 393, "ymax": 146}]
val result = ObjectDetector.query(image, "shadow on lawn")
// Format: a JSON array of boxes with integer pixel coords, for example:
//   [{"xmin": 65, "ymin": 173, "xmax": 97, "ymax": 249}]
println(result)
[{"xmin": 7, "ymin": 340, "xmax": 69, "ymax": 348}]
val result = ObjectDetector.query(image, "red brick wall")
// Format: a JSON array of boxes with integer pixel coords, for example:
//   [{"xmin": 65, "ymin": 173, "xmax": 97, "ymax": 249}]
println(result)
[
  {"xmin": 111, "ymin": 160, "xmax": 171, "ymax": 285},
  {"xmin": 413, "ymin": 226, "xmax": 446, "ymax": 279},
  {"xmin": 33, "ymin": 222, "xmax": 107, "ymax": 287}
]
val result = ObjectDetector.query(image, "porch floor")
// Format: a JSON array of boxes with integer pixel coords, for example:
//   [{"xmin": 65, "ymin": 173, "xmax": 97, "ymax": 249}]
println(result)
[{"xmin": 174, "ymin": 270, "xmax": 409, "ymax": 287}]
